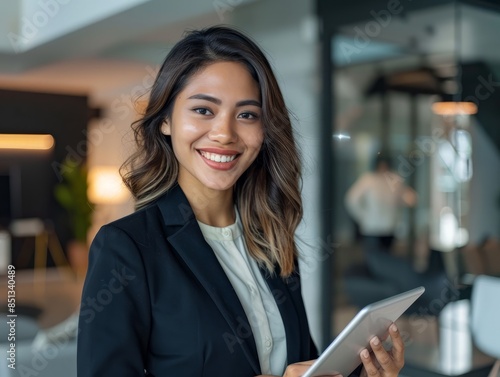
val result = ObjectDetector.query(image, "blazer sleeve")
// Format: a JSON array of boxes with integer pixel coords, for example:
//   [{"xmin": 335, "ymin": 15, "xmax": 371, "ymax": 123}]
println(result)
[{"xmin": 77, "ymin": 225, "xmax": 151, "ymax": 376}]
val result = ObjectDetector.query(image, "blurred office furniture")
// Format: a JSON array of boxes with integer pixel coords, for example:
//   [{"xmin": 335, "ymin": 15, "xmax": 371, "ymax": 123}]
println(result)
[
  {"xmin": 343, "ymin": 245, "xmax": 455, "ymax": 315},
  {"xmin": 0, "ymin": 230, "xmax": 10, "ymax": 274},
  {"xmin": 0, "ymin": 313, "xmax": 40, "ymax": 342},
  {"xmin": 10, "ymin": 218, "xmax": 71, "ymax": 293},
  {"xmin": 0, "ymin": 313, "xmax": 77, "ymax": 377},
  {"xmin": 461, "ymin": 238, "xmax": 500, "ymax": 278},
  {"xmin": 470, "ymin": 275, "xmax": 500, "ymax": 377},
  {"xmin": 0, "ymin": 266, "xmax": 81, "ymax": 377}
]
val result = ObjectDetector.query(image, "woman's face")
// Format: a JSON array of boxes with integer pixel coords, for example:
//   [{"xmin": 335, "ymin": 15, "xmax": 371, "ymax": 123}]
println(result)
[{"xmin": 162, "ymin": 61, "xmax": 264, "ymax": 196}]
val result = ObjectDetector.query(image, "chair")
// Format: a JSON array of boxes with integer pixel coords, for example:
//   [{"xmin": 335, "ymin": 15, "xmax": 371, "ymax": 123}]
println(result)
[
  {"xmin": 10, "ymin": 218, "xmax": 69, "ymax": 269},
  {"xmin": 9, "ymin": 218, "xmax": 72, "ymax": 298},
  {"xmin": 470, "ymin": 275, "xmax": 500, "ymax": 377}
]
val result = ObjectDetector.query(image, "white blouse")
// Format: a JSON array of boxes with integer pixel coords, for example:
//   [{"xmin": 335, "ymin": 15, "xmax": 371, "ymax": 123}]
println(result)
[{"xmin": 197, "ymin": 211, "xmax": 287, "ymax": 376}]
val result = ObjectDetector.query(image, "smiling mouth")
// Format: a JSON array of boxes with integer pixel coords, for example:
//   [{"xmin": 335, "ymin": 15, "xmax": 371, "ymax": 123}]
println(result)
[{"xmin": 198, "ymin": 150, "xmax": 239, "ymax": 163}]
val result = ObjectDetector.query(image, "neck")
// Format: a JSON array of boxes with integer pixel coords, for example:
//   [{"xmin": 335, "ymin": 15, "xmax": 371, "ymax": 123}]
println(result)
[{"xmin": 179, "ymin": 183, "xmax": 236, "ymax": 227}]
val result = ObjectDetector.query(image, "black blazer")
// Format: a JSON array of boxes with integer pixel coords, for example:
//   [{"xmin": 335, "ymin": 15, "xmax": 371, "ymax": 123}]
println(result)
[{"xmin": 77, "ymin": 184, "xmax": 317, "ymax": 376}]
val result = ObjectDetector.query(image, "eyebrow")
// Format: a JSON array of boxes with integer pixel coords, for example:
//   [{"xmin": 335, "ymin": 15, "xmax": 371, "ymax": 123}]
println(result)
[{"xmin": 187, "ymin": 94, "xmax": 261, "ymax": 108}]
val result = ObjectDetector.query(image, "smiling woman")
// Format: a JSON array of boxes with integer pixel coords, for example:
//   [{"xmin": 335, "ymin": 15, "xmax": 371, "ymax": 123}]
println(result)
[
  {"xmin": 120, "ymin": 26, "xmax": 302, "ymax": 277},
  {"xmin": 161, "ymin": 61, "xmax": 264, "ymax": 213},
  {"xmin": 77, "ymin": 26, "xmax": 405, "ymax": 377}
]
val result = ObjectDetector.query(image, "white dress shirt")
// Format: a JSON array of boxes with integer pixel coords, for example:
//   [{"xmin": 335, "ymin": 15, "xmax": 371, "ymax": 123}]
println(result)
[{"xmin": 197, "ymin": 210, "xmax": 287, "ymax": 375}]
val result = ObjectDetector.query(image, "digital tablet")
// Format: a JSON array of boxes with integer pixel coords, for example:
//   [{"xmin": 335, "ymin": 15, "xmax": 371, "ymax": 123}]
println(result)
[{"xmin": 303, "ymin": 286, "xmax": 425, "ymax": 377}]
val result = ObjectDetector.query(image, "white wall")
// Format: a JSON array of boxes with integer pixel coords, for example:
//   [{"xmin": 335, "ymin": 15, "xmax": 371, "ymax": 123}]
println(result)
[{"xmin": 86, "ymin": 88, "xmax": 141, "ymax": 240}]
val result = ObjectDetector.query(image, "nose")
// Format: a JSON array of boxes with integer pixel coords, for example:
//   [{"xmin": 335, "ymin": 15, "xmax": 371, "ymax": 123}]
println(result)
[{"xmin": 208, "ymin": 114, "xmax": 237, "ymax": 144}]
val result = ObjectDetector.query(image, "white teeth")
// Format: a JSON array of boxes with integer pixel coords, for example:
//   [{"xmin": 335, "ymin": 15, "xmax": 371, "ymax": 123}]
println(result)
[{"xmin": 200, "ymin": 151, "xmax": 237, "ymax": 163}]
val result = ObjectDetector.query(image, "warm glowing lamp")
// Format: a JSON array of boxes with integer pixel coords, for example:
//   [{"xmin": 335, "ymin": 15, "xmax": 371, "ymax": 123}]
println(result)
[
  {"xmin": 431, "ymin": 101, "xmax": 478, "ymax": 116},
  {"xmin": 0, "ymin": 134, "xmax": 55, "ymax": 150},
  {"xmin": 88, "ymin": 167, "xmax": 129, "ymax": 204}
]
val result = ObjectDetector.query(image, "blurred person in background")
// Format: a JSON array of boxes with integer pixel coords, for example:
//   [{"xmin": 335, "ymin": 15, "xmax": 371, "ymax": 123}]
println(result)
[
  {"xmin": 344, "ymin": 154, "xmax": 449, "ymax": 311},
  {"xmin": 345, "ymin": 153, "xmax": 417, "ymax": 255}
]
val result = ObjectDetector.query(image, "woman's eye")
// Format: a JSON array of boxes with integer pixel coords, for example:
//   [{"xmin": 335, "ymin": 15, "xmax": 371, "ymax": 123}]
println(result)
[
  {"xmin": 239, "ymin": 112, "xmax": 259, "ymax": 120},
  {"xmin": 193, "ymin": 108, "xmax": 213, "ymax": 116}
]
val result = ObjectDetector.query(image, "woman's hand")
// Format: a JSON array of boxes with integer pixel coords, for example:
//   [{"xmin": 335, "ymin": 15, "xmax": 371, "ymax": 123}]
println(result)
[
  {"xmin": 360, "ymin": 323, "xmax": 405, "ymax": 377},
  {"xmin": 257, "ymin": 323, "xmax": 404, "ymax": 377},
  {"xmin": 256, "ymin": 359, "xmax": 342, "ymax": 377}
]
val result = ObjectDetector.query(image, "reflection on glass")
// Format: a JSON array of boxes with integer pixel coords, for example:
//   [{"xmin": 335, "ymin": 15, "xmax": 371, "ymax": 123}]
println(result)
[
  {"xmin": 439, "ymin": 207, "xmax": 458, "ymax": 250},
  {"xmin": 440, "ymin": 300, "xmax": 472, "ymax": 375},
  {"xmin": 430, "ymin": 113, "xmax": 472, "ymax": 253},
  {"xmin": 325, "ymin": 0, "xmax": 500, "ymax": 376},
  {"xmin": 332, "ymin": 133, "xmax": 351, "ymax": 141}
]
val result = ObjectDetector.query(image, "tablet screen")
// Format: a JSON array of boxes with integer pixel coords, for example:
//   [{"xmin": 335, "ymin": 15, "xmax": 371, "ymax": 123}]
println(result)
[{"xmin": 303, "ymin": 286, "xmax": 425, "ymax": 377}]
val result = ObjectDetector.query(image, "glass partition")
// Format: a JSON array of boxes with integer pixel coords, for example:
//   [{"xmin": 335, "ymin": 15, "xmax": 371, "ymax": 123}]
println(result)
[{"xmin": 319, "ymin": 0, "xmax": 500, "ymax": 375}]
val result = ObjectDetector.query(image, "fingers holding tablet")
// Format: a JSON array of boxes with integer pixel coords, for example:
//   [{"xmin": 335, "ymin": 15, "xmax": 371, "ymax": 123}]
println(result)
[
  {"xmin": 388, "ymin": 324, "xmax": 405, "ymax": 368},
  {"xmin": 360, "ymin": 323, "xmax": 405, "ymax": 377},
  {"xmin": 301, "ymin": 288, "xmax": 423, "ymax": 377}
]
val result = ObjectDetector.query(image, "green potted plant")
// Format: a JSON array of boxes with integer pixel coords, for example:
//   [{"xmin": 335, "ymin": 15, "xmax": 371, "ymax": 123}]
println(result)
[{"xmin": 54, "ymin": 158, "xmax": 93, "ymax": 276}]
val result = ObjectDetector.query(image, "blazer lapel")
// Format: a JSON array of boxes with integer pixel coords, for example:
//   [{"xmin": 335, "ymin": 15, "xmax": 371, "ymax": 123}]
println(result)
[
  {"xmin": 156, "ymin": 185, "xmax": 261, "ymax": 375},
  {"xmin": 263, "ymin": 269, "xmax": 302, "ymax": 364}
]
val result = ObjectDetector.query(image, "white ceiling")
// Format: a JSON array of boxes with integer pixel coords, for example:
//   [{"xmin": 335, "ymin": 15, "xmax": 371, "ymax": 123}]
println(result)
[
  {"xmin": 0, "ymin": 0, "xmax": 256, "ymax": 101},
  {"xmin": 1, "ymin": 1, "xmax": 499, "ymax": 104},
  {"xmin": 337, "ymin": 3, "xmax": 500, "ymax": 66},
  {"xmin": 0, "ymin": 0, "xmax": 151, "ymax": 53}
]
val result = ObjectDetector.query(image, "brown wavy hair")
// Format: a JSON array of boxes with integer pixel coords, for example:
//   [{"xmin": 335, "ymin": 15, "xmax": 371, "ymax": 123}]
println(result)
[{"xmin": 120, "ymin": 26, "xmax": 302, "ymax": 277}]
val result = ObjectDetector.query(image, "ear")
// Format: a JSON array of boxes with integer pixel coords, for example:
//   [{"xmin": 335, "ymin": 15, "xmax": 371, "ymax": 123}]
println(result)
[{"xmin": 161, "ymin": 120, "xmax": 171, "ymax": 135}]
